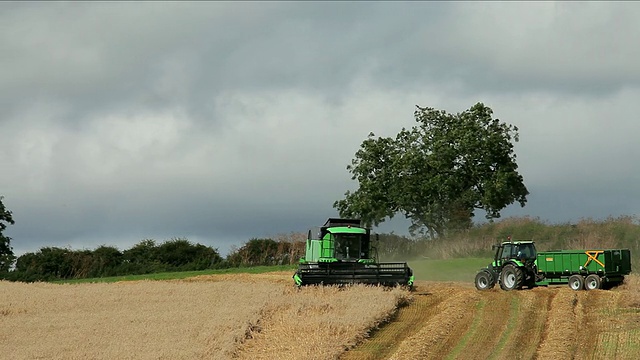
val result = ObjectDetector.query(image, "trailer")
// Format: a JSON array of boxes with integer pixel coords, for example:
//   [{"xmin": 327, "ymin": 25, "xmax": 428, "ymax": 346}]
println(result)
[
  {"xmin": 475, "ymin": 240, "xmax": 632, "ymax": 291},
  {"xmin": 536, "ymin": 249, "xmax": 631, "ymax": 290}
]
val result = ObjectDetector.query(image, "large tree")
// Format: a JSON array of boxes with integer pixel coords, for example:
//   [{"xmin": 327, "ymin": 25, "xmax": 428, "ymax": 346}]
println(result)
[
  {"xmin": 334, "ymin": 103, "xmax": 529, "ymax": 237},
  {"xmin": 0, "ymin": 196, "xmax": 16, "ymax": 272}
]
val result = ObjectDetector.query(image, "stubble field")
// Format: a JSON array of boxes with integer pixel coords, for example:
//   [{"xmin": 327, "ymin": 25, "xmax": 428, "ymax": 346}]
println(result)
[{"xmin": 2, "ymin": 271, "xmax": 640, "ymax": 360}]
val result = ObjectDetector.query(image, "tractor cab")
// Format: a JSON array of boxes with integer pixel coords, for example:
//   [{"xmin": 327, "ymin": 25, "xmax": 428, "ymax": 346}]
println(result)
[{"xmin": 494, "ymin": 241, "xmax": 537, "ymax": 265}]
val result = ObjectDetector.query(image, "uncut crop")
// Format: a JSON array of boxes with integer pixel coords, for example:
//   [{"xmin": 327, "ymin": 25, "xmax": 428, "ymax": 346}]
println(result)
[{"xmin": 0, "ymin": 274, "xmax": 409, "ymax": 360}]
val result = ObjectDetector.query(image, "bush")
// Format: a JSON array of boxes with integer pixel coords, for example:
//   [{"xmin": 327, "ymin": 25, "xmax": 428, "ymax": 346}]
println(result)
[{"xmin": 6, "ymin": 238, "xmax": 224, "ymax": 282}]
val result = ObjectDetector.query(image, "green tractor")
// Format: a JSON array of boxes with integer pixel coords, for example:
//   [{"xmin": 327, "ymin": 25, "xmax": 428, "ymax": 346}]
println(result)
[
  {"xmin": 293, "ymin": 218, "xmax": 414, "ymax": 288},
  {"xmin": 475, "ymin": 238, "xmax": 538, "ymax": 291}
]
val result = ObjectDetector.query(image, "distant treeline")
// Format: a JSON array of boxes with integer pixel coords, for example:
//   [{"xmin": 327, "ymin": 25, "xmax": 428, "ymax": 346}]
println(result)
[
  {"xmin": 2, "ymin": 236, "xmax": 307, "ymax": 282},
  {"xmin": 2, "ymin": 216, "xmax": 639, "ymax": 282}
]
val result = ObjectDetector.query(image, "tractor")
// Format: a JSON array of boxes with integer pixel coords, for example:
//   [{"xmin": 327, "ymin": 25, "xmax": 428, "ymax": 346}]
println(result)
[{"xmin": 475, "ymin": 238, "xmax": 538, "ymax": 291}]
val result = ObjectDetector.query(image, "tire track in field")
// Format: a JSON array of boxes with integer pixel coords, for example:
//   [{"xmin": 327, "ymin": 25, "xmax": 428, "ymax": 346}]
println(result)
[
  {"xmin": 443, "ymin": 288, "xmax": 551, "ymax": 360},
  {"xmin": 385, "ymin": 283, "xmax": 480, "ymax": 360},
  {"xmin": 446, "ymin": 290, "xmax": 515, "ymax": 360},
  {"xmin": 342, "ymin": 283, "xmax": 543, "ymax": 360},
  {"xmin": 495, "ymin": 289, "xmax": 551, "ymax": 360},
  {"xmin": 574, "ymin": 289, "xmax": 640, "ymax": 360},
  {"xmin": 340, "ymin": 281, "xmax": 639, "ymax": 360},
  {"xmin": 535, "ymin": 288, "xmax": 580, "ymax": 359},
  {"xmin": 340, "ymin": 282, "xmax": 447, "ymax": 360},
  {"xmin": 444, "ymin": 297, "xmax": 489, "ymax": 360},
  {"xmin": 574, "ymin": 290, "xmax": 611, "ymax": 360}
]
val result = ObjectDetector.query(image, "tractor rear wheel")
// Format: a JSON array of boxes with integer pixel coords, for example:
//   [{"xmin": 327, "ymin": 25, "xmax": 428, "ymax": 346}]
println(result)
[
  {"xmin": 500, "ymin": 264, "xmax": 523, "ymax": 291},
  {"xmin": 475, "ymin": 270, "xmax": 495, "ymax": 291},
  {"xmin": 585, "ymin": 274, "xmax": 601, "ymax": 290},
  {"xmin": 568, "ymin": 275, "xmax": 584, "ymax": 291}
]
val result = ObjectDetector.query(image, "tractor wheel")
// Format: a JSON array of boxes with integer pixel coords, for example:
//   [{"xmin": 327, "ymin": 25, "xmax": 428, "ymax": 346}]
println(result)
[
  {"xmin": 500, "ymin": 264, "xmax": 523, "ymax": 291},
  {"xmin": 475, "ymin": 270, "xmax": 495, "ymax": 291},
  {"xmin": 585, "ymin": 274, "xmax": 602, "ymax": 290},
  {"xmin": 568, "ymin": 275, "xmax": 584, "ymax": 291}
]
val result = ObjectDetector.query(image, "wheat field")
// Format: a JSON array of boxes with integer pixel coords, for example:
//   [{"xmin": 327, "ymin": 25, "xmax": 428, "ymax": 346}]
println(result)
[
  {"xmin": 2, "ymin": 272, "xmax": 639, "ymax": 360},
  {"xmin": 0, "ymin": 272, "xmax": 409, "ymax": 360}
]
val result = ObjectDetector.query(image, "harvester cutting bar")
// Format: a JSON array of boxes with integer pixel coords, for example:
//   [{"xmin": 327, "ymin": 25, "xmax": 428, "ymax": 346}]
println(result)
[{"xmin": 296, "ymin": 262, "xmax": 413, "ymax": 286}]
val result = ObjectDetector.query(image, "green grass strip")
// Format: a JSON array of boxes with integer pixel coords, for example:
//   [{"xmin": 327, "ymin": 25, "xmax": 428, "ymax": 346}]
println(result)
[
  {"xmin": 445, "ymin": 298, "xmax": 486, "ymax": 360},
  {"xmin": 628, "ymin": 329, "xmax": 640, "ymax": 352},
  {"xmin": 52, "ymin": 265, "xmax": 297, "ymax": 284},
  {"xmin": 408, "ymin": 258, "xmax": 491, "ymax": 282},
  {"xmin": 488, "ymin": 294, "xmax": 520, "ymax": 360}
]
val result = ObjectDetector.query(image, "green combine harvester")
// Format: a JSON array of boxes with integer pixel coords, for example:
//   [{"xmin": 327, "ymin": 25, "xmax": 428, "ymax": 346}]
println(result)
[
  {"xmin": 475, "ymin": 238, "xmax": 632, "ymax": 291},
  {"xmin": 293, "ymin": 218, "xmax": 414, "ymax": 287}
]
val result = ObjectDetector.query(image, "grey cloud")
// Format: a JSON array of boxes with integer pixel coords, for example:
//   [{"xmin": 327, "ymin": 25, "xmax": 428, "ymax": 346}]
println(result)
[
  {"xmin": 2, "ymin": 2, "xmax": 455, "ymax": 124},
  {"xmin": 435, "ymin": 2, "xmax": 640, "ymax": 95},
  {"xmin": 2, "ymin": 2, "xmax": 640, "ymax": 257},
  {"xmin": 6, "ymin": 2, "xmax": 639, "ymax": 111}
]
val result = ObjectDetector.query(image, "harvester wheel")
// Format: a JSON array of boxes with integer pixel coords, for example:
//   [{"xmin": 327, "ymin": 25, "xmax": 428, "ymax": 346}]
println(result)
[
  {"xmin": 585, "ymin": 274, "xmax": 601, "ymax": 290},
  {"xmin": 568, "ymin": 275, "xmax": 584, "ymax": 291},
  {"xmin": 475, "ymin": 270, "xmax": 495, "ymax": 291},
  {"xmin": 500, "ymin": 264, "xmax": 523, "ymax": 291}
]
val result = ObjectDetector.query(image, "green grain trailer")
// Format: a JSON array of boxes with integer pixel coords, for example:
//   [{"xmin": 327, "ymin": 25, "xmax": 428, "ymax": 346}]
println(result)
[
  {"xmin": 536, "ymin": 249, "xmax": 631, "ymax": 290},
  {"xmin": 293, "ymin": 218, "xmax": 414, "ymax": 287}
]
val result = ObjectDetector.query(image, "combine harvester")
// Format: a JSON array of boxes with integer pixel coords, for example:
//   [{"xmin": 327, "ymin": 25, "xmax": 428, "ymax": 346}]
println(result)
[
  {"xmin": 293, "ymin": 218, "xmax": 414, "ymax": 288},
  {"xmin": 475, "ymin": 238, "xmax": 632, "ymax": 291}
]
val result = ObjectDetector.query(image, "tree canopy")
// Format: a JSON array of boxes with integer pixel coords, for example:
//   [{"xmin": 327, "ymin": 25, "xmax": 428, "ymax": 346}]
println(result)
[
  {"xmin": 0, "ymin": 196, "xmax": 16, "ymax": 272},
  {"xmin": 333, "ymin": 103, "xmax": 529, "ymax": 237}
]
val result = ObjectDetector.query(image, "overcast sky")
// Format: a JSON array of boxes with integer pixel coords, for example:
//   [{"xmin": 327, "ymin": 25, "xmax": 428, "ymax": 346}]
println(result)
[{"xmin": 2, "ymin": 2, "xmax": 640, "ymax": 257}]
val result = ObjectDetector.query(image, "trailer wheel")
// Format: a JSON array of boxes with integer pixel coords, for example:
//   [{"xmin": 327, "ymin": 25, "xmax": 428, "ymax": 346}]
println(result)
[
  {"xmin": 475, "ymin": 270, "xmax": 495, "ymax": 291},
  {"xmin": 500, "ymin": 264, "xmax": 523, "ymax": 291},
  {"xmin": 585, "ymin": 274, "xmax": 602, "ymax": 290},
  {"xmin": 568, "ymin": 275, "xmax": 584, "ymax": 291}
]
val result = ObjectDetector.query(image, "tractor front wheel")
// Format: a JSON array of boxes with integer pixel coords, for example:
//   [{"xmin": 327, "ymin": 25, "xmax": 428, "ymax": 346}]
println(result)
[
  {"xmin": 500, "ymin": 264, "xmax": 523, "ymax": 291},
  {"xmin": 475, "ymin": 270, "xmax": 496, "ymax": 291},
  {"xmin": 568, "ymin": 275, "xmax": 584, "ymax": 291}
]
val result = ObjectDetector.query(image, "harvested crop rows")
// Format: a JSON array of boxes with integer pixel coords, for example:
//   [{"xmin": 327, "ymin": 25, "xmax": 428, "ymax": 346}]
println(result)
[
  {"xmin": 2, "ymin": 273, "xmax": 639, "ymax": 359},
  {"xmin": 343, "ymin": 279, "xmax": 640, "ymax": 360}
]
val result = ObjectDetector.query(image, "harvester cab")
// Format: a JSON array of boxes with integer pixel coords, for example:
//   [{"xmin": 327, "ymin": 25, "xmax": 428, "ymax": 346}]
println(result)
[
  {"xmin": 307, "ymin": 218, "xmax": 370, "ymax": 262},
  {"xmin": 475, "ymin": 238, "xmax": 539, "ymax": 291},
  {"xmin": 293, "ymin": 218, "xmax": 414, "ymax": 288}
]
